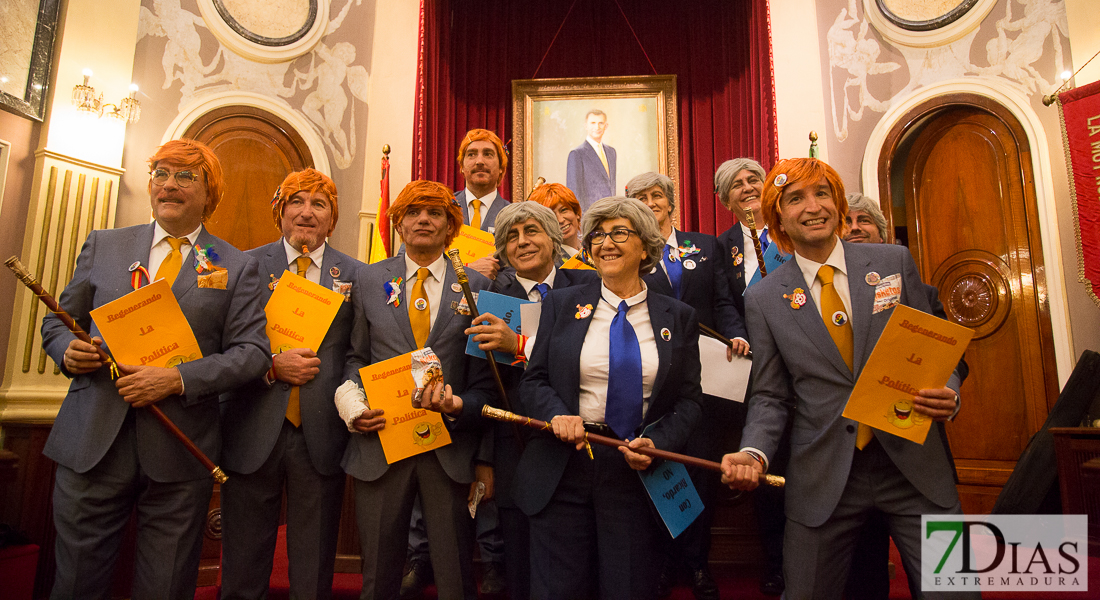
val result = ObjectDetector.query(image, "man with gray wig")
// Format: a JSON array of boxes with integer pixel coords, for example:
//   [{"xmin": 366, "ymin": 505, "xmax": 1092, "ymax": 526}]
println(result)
[
  {"xmin": 464, "ymin": 200, "xmax": 597, "ymax": 599},
  {"xmin": 844, "ymin": 193, "xmax": 888, "ymax": 244},
  {"xmin": 714, "ymin": 157, "xmax": 790, "ymax": 598},
  {"xmin": 715, "ymin": 158, "xmax": 777, "ymax": 318},
  {"xmin": 492, "ymin": 201, "xmax": 567, "ymax": 268},
  {"xmin": 627, "ymin": 171, "xmax": 748, "ymax": 599}
]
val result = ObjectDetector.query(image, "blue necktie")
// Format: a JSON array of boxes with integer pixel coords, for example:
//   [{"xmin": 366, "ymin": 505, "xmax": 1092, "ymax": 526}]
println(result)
[
  {"xmin": 663, "ymin": 244, "xmax": 683, "ymax": 299},
  {"xmin": 535, "ymin": 283, "xmax": 550, "ymax": 301},
  {"xmin": 759, "ymin": 228, "xmax": 771, "ymax": 252},
  {"xmin": 605, "ymin": 300, "xmax": 643, "ymax": 440}
]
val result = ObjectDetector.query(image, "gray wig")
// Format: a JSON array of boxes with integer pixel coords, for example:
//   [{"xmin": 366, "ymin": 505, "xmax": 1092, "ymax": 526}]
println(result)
[{"xmin": 580, "ymin": 196, "xmax": 666, "ymax": 277}]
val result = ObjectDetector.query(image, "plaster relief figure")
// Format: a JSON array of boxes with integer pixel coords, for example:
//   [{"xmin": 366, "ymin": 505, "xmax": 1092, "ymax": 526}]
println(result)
[
  {"xmin": 827, "ymin": 0, "xmax": 900, "ymax": 141},
  {"xmin": 139, "ymin": 0, "xmax": 224, "ymax": 97},
  {"xmin": 979, "ymin": 0, "xmax": 1068, "ymax": 93},
  {"xmin": 296, "ymin": 41, "xmax": 368, "ymax": 169}
]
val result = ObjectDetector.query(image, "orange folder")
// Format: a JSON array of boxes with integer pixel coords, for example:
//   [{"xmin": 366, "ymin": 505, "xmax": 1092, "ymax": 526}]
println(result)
[
  {"xmin": 842, "ymin": 304, "xmax": 974, "ymax": 444},
  {"xmin": 89, "ymin": 278, "xmax": 202, "ymax": 368},
  {"xmin": 359, "ymin": 352, "xmax": 452, "ymax": 464}
]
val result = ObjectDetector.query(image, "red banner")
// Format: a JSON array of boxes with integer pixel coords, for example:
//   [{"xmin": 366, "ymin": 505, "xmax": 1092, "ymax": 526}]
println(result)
[{"xmin": 1058, "ymin": 80, "xmax": 1100, "ymax": 306}]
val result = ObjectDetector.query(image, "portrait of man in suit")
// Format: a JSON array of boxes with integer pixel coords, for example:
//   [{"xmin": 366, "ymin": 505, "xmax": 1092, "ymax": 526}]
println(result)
[
  {"xmin": 219, "ymin": 168, "xmax": 361, "ymax": 600},
  {"xmin": 566, "ymin": 109, "xmax": 617, "ymax": 211},
  {"xmin": 721, "ymin": 158, "xmax": 974, "ymax": 599},
  {"xmin": 40, "ymin": 139, "xmax": 271, "ymax": 599}
]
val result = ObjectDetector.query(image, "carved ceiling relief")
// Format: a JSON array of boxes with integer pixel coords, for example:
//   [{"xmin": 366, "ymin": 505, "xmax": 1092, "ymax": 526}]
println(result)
[
  {"xmin": 137, "ymin": 0, "xmax": 368, "ymax": 169},
  {"xmin": 826, "ymin": 0, "xmax": 1069, "ymax": 142}
]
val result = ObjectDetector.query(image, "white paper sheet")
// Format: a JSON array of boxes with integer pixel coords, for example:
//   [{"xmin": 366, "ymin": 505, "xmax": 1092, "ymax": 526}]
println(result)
[{"xmin": 699, "ymin": 336, "xmax": 752, "ymax": 402}]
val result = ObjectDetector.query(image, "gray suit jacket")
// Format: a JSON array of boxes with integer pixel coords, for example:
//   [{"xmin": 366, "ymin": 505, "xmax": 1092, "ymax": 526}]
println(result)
[
  {"xmin": 341, "ymin": 255, "xmax": 494, "ymax": 484},
  {"xmin": 456, "ymin": 189, "xmax": 509, "ymax": 233},
  {"xmin": 220, "ymin": 241, "xmax": 362, "ymax": 476},
  {"xmin": 41, "ymin": 223, "xmax": 271, "ymax": 482},
  {"xmin": 740, "ymin": 241, "xmax": 961, "ymax": 527}
]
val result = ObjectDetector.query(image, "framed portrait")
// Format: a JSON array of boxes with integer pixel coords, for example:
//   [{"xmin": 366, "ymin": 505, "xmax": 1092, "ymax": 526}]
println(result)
[
  {"xmin": 511, "ymin": 75, "xmax": 680, "ymax": 223},
  {"xmin": 0, "ymin": 0, "xmax": 61, "ymax": 121}
]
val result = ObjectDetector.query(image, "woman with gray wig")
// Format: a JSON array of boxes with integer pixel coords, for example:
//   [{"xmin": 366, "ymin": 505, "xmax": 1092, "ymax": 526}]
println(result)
[{"xmin": 515, "ymin": 195, "xmax": 704, "ymax": 600}]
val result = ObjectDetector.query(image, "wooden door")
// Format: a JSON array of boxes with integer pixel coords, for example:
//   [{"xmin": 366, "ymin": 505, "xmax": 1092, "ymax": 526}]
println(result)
[
  {"xmin": 895, "ymin": 101, "xmax": 1059, "ymax": 513},
  {"xmin": 183, "ymin": 106, "xmax": 314, "ymax": 251}
]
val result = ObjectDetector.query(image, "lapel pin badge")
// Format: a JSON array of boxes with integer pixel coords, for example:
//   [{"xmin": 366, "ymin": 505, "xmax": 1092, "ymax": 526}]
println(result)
[
  {"xmin": 575, "ymin": 303, "xmax": 593, "ymax": 320},
  {"xmin": 330, "ymin": 266, "xmax": 340, "ymax": 278},
  {"xmin": 733, "ymin": 252, "xmax": 744, "ymax": 266},
  {"xmin": 384, "ymin": 277, "xmax": 402, "ymax": 307},
  {"xmin": 684, "ymin": 259, "xmax": 697, "ymax": 270},
  {"xmin": 783, "ymin": 287, "xmax": 807, "ymax": 309},
  {"xmin": 268, "ymin": 274, "xmax": 279, "ymax": 291},
  {"xmin": 128, "ymin": 261, "xmax": 140, "ymax": 272},
  {"xmin": 660, "ymin": 327, "xmax": 671, "ymax": 341},
  {"xmin": 865, "ymin": 271, "xmax": 880, "ymax": 285},
  {"xmin": 451, "ymin": 283, "xmax": 463, "ymax": 293},
  {"xmin": 832, "ymin": 311, "xmax": 848, "ymax": 326},
  {"xmin": 414, "ymin": 297, "xmax": 428, "ymax": 311}
]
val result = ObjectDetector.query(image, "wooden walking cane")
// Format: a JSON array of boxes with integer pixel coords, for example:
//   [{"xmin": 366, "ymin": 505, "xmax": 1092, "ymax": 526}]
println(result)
[
  {"xmin": 743, "ymin": 210, "xmax": 768, "ymax": 278},
  {"xmin": 6, "ymin": 256, "xmax": 228, "ymax": 483},
  {"xmin": 446, "ymin": 249, "xmax": 525, "ymax": 448},
  {"xmin": 481, "ymin": 406, "xmax": 785, "ymax": 488}
]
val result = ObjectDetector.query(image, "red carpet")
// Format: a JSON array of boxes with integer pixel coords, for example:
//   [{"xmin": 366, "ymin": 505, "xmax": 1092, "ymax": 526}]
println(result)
[{"xmin": 196, "ymin": 526, "xmax": 1096, "ymax": 599}]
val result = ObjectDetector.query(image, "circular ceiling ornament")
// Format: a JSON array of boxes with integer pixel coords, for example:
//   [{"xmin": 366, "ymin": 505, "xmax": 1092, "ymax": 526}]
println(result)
[
  {"xmin": 876, "ymin": 0, "xmax": 978, "ymax": 31},
  {"xmin": 862, "ymin": 0, "xmax": 996, "ymax": 48},
  {"xmin": 197, "ymin": 0, "xmax": 329, "ymax": 63}
]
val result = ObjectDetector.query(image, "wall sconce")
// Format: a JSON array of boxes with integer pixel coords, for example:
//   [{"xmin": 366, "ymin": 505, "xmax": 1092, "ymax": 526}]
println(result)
[{"xmin": 71, "ymin": 69, "xmax": 140, "ymax": 124}]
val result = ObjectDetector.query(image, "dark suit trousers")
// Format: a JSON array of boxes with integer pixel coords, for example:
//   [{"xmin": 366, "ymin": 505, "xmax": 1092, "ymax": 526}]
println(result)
[
  {"xmin": 528, "ymin": 445, "xmax": 662, "ymax": 600},
  {"xmin": 221, "ymin": 421, "xmax": 345, "ymax": 600},
  {"xmin": 781, "ymin": 440, "xmax": 974, "ymax": 600},
  {"xmin": 354, "ymin": 452, "xmax": 476, "ymax": 600},
  {"xmin": 51, "ymin": 412, "xmax": 212, "ymax": 600}
]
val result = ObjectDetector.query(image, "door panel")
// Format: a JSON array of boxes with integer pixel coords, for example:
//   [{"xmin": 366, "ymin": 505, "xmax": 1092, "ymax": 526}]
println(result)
[
  {"xmin": 900, "ymin": 104, "xmax": 1059, "ymax": 512},
  {"xmin": 183, "ymin": 106, "xmax": 313, "ymax": 251}
]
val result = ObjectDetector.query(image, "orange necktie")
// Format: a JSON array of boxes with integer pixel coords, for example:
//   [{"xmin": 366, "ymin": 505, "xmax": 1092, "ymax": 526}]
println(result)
[
  {"xmin": 285, "ymin": 255, "xmax": 312, "ymax": 427},
  {"xmin": 156, "ymin": 237, "xmax": 185, "ymax": 286},
  {"xmin": 409, "ymin": 267, "xmax": 431, "ymax": 348},
  {"xmin": 471, "ymin": 199, "xmax": 482, "ymax": 230},
  {"xmin": 817, "ymin": 265, "xmax": 872, "ymax": 449}
]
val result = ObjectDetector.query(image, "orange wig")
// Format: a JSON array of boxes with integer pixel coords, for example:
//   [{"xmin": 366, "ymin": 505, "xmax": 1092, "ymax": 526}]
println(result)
[
  {"xmin": 760, "ymin": 158, "xmax": 848, "ymax": 255},
  {"xmin": 529, "ymin": 183, "xmax": 581, "ymax": 218},
  {"xmin": 147, "ymin": 139, "xmax": 224, "ymax": 220},
  {"xmin": 456, "ymin": 129, "xmax": 508, "ymax": 177},
  {"xmin": 389, "ymin": 180, "xmax": 464, "ymax": 247},
  {"xmin": 271, "ymin": 168, "xmax": 339, "ymax": 234}
]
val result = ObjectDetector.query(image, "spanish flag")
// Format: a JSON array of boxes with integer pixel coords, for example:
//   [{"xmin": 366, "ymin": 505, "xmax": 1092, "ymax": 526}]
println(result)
[{"xmin": 369, "ymin": 151, "xmax": 391, "ymax": 264}]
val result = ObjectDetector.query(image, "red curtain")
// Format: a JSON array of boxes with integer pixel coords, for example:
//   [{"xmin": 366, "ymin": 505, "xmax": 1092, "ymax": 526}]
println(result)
[{"xmin": 413, "ymin": 0, "xmax": 777, "ymax": 235}]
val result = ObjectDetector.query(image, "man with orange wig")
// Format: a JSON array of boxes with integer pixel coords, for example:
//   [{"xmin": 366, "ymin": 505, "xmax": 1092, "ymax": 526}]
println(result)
[
  {"xmin": 720, "ymin": 158, "xmax": 972, "ymax": 598},
  {"xmin": 336, "ymin": 180, "xmax": 495, "ymax": 600},
  {"xmin": 220, "ymin": 168, "xmax": 363, "ymax": 599},
  {"xmin": 456, "ymin": 128, "xmax": 510, "ymax": 280},
  {"xmin": 41, "ymin": 139, "xmax": 270, "ymax": 599}
]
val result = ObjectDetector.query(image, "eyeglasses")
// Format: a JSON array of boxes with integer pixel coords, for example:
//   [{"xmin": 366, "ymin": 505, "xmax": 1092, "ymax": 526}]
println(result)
[
  {"xmin": 150, "ymin": 168, "xmax": 200, "ymax": 188},
  {"xmin": 586, "ymin": 228, "xmax": 637, "ymax": 247}
]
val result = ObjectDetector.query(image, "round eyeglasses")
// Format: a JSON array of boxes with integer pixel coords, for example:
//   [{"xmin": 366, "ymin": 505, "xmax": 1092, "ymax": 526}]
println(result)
[
  {"xmin": 586, "ymin": 228, "xmax": 638, "ymax": 248},
  {"xmin": 150, "ymin": 168, "xmax": 200, "ymax": 188}
]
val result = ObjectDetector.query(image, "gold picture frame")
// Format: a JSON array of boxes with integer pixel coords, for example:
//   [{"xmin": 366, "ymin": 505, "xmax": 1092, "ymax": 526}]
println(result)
[{"xmin": 511, "ymin": 75, "xmax": 680, "ymax": 224}]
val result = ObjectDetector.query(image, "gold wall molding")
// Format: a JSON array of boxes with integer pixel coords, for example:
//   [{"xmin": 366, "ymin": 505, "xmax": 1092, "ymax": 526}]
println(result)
[{"xmin": 0, "ymin": 150, "xmax": 121, "ymax": 422}]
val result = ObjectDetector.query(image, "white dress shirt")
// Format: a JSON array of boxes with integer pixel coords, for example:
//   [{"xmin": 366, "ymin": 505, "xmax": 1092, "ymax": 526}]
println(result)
[
  {"xmin": 516, "ymin": 268, "xmax": 557, "ymax": 358},
  {"xmin": 577, "ymin": 282, "xmax": 659, "ymax": 423},
  {"xmin": 149, "ymin": 222, "xmax": 201, "ymax": 280},
  {"xmin": 404, "ymin": 252, "xmax": 447, "ymax": 331},
  {"xmin": 464, "ymin": 188, "xmax": 500, "ymax": 230},
  {"xmin": 792, "ymin": 237, "xmax": 852, "ymax": 318},
  {"xmin": 282, "ymin": 238, "xmax": 326, "ymax": 284}
]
